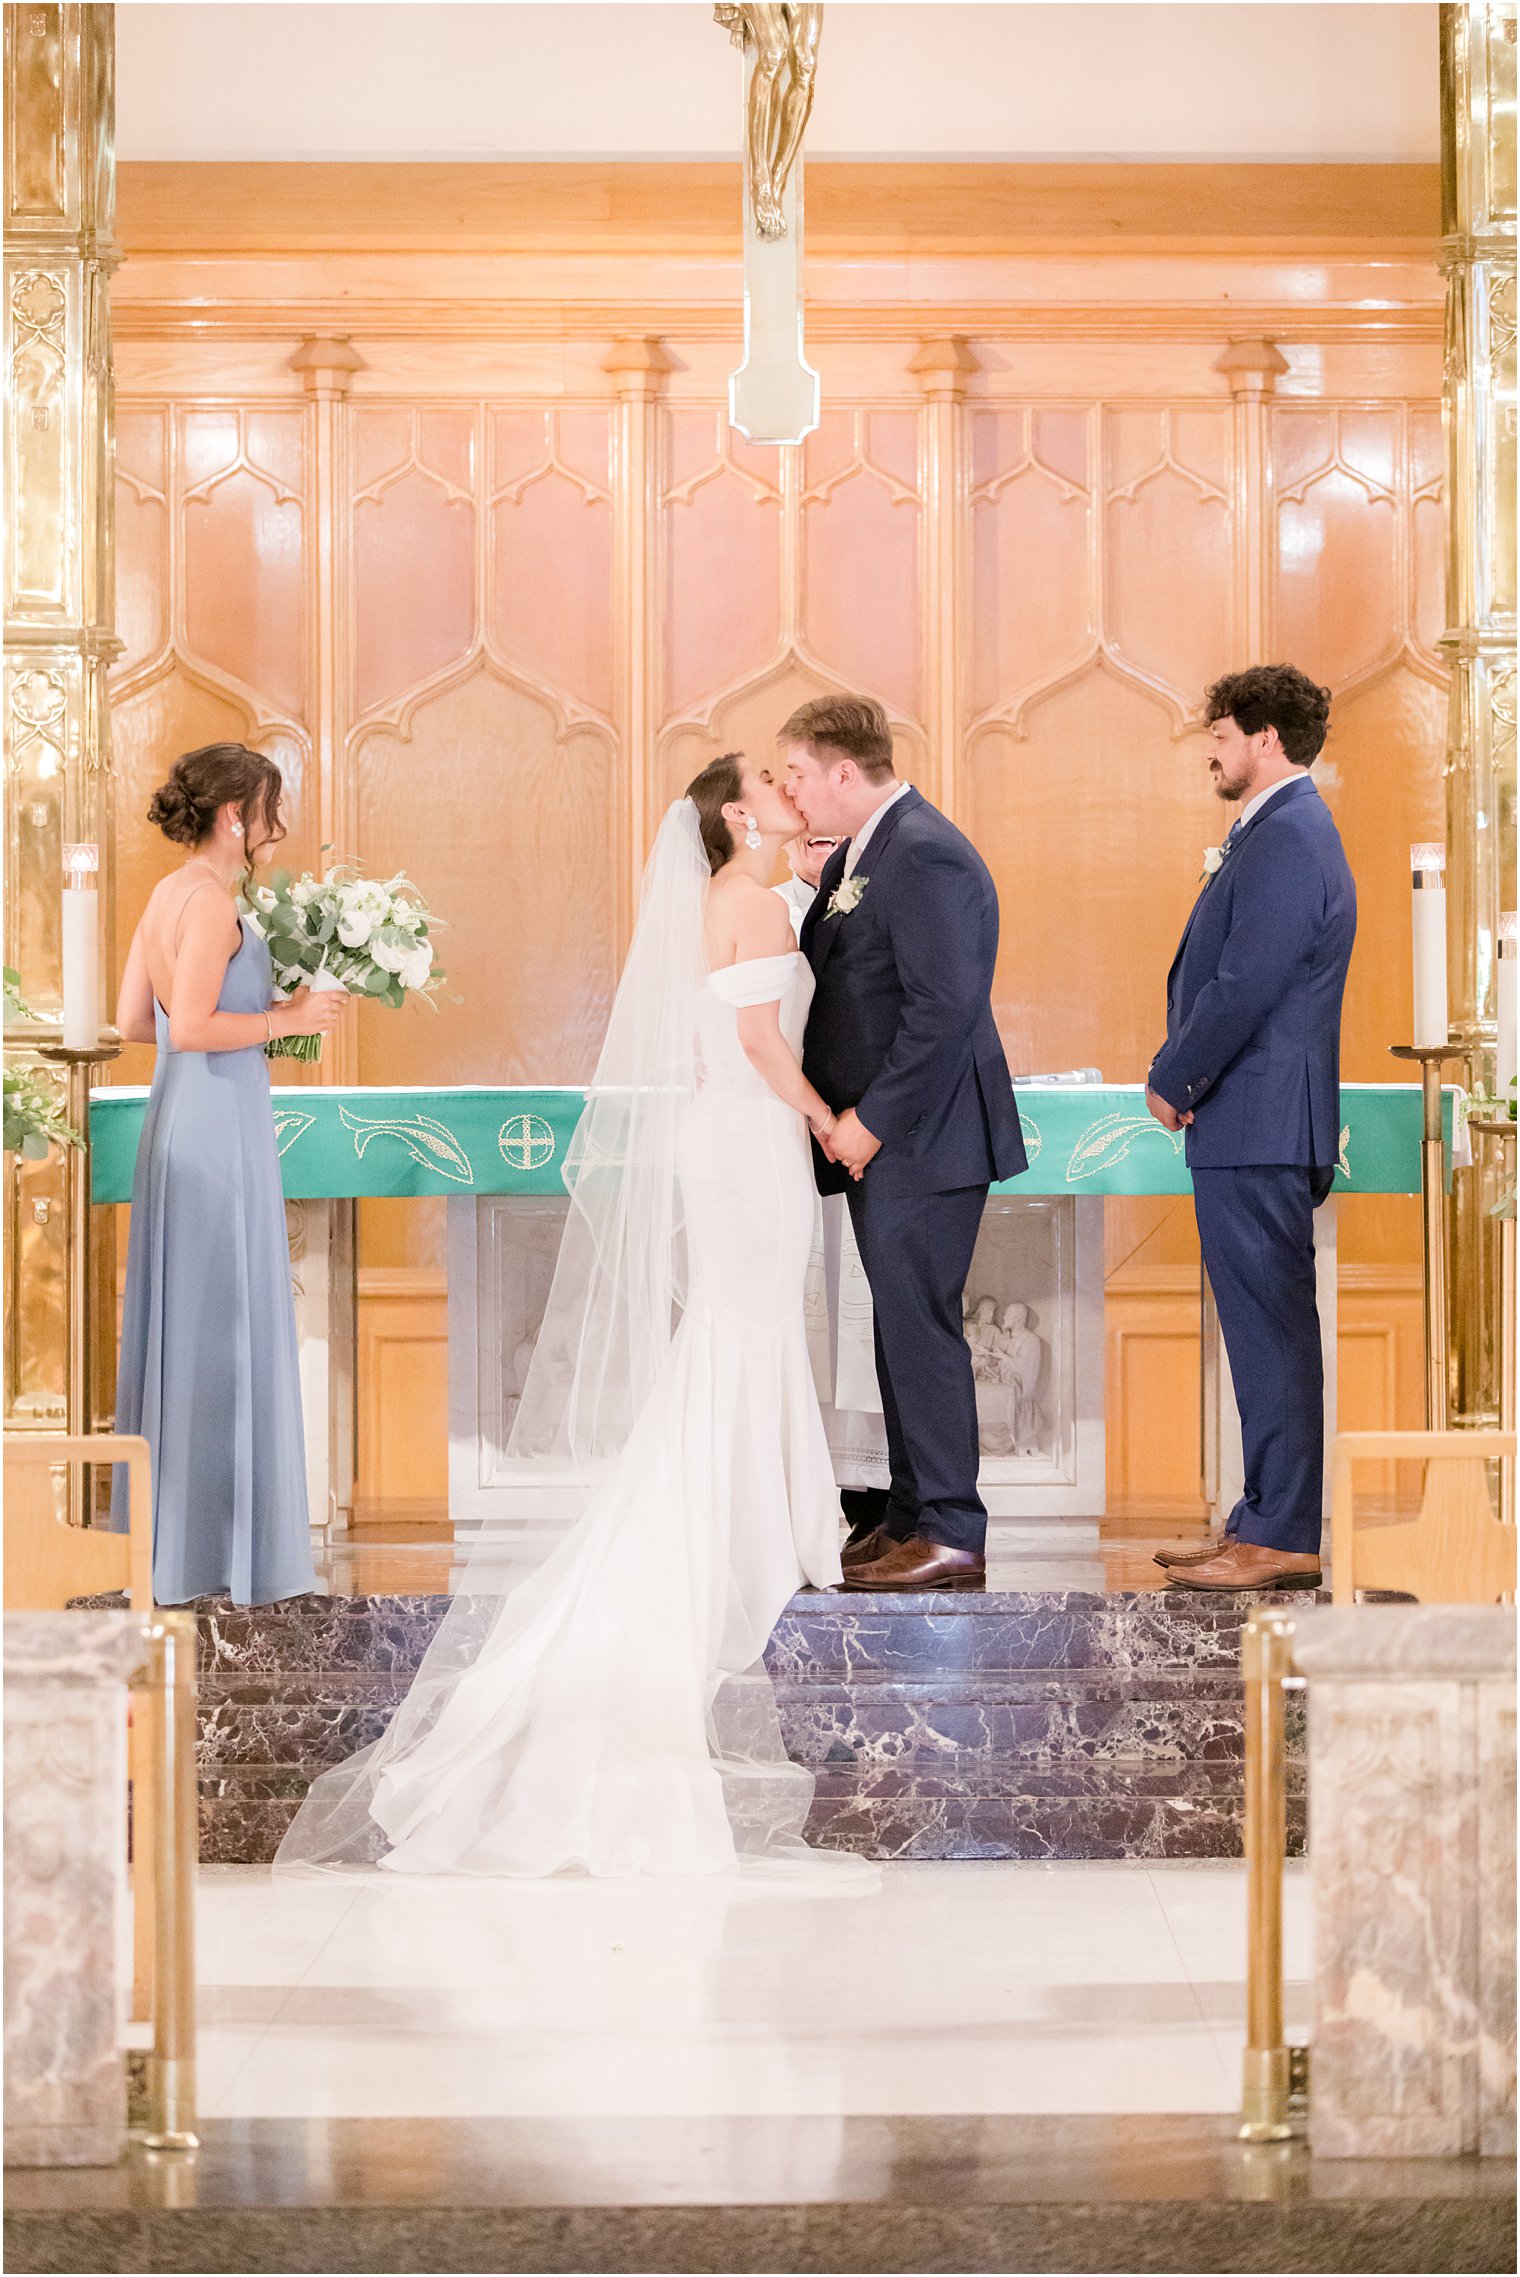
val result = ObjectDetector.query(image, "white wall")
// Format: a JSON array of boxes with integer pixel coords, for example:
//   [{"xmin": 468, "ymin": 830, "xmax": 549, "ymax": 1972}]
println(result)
[{"xmin": 115, "ymin": 1, "xmax": 1439, "ymax": 165}]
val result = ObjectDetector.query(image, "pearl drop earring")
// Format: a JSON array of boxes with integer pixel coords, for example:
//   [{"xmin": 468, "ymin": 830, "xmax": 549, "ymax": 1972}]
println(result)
[
  {"xmin": 744, "ymin": 814, "xmax": 762, "ymax": 851},
  {"xmin": 230, "ymin": 822, "xmax": 243, "ymax": 838}
]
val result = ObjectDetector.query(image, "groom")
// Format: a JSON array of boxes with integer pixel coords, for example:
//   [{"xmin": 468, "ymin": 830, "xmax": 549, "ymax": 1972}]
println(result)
[{"xmin": 782, "ymin": 696, "xmax": 1026, "ymax": 1591}]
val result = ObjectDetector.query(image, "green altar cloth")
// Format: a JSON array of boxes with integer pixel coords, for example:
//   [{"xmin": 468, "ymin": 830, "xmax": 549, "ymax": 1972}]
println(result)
[{"xmin": 88, "ymin": 1082, "xmax": 1436, "ymax": 1204}]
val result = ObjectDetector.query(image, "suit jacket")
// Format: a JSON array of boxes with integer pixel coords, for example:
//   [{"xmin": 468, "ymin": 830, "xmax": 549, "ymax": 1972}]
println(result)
[
  {"xmin": 800, "ymin": 787, "xmax": 1026, "ymax": 1197},
  {"xmin": 1149, "ymin": 774, "xmax": 1356, "ymax": 1170}
]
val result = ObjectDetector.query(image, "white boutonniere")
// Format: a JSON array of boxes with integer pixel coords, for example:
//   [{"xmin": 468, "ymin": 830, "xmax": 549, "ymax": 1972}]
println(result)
[
  {"xmin": 826, "ymin": 873, "xmax": 868, "ymax": 919},
  {"xmin": 1200, "ymin": 845, "xmax": 1225, "ymax": 883}
]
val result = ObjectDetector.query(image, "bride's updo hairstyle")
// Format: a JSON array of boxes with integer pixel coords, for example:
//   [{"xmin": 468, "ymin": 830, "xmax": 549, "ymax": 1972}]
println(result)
[
  {"xmin": 147, "ymin": 742, "xmax": 285, "ymax": 852},
  {"xmin": 685, "ymin": 752, "xmax": 745, "ymax": 876}
]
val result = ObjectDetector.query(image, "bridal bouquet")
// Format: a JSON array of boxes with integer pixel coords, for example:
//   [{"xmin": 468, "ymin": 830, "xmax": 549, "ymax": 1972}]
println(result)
[{"xmin": 240, "ymin": 860, "xmax": 446, "ymax": 1062}]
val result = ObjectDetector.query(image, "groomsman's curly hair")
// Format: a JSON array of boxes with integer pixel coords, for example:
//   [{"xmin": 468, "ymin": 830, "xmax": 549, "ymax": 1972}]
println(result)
[
  {"xmin": 685, "ymin": 752, "xmax": 746, "ymax": 875},
  {"xmin": 778, "ymin": 695, "xmax": 895, "ymax": 782},
  {"xmin": 1204, "ymin": 665, "xmax": 1331, "ymax": 768}
]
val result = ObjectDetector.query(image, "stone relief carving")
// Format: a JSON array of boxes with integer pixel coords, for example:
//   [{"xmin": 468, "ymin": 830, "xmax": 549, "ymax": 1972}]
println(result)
[{"xmin": 964, "ymin": 1292, "xmax": 1047, "ymax": 1457}]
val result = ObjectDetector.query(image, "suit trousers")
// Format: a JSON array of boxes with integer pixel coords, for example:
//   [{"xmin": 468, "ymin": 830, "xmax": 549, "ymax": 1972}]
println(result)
[
  {"xmin": 1192, "ymin": 1164, "xmax": 1333, "ymax": 1558},
  {"xmin": 846, "ymin": 1180, "xmax": 990, "ymax": 1555}
]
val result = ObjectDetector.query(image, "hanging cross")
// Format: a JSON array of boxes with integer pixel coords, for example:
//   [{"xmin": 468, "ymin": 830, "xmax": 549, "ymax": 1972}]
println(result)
[{"xmin": 714, "ymin": 3, "xmax": 823, "ymax": 444}]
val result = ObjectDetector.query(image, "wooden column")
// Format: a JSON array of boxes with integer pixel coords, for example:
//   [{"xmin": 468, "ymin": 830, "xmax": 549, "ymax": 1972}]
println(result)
[
  {"xmin": 604, "ymin": 337, "xmax": 674, "ymax": 949},
  {"xmin": 911, "ymin": 337, "xmax": 978, "ymax": 821},
  {"xmin": 290, "ymin": 335, "xmax": 364, "ymax": 1091},
  {"xmin": 1217, "ymin": 338, "xmax": 1289, "ymax": 663}
]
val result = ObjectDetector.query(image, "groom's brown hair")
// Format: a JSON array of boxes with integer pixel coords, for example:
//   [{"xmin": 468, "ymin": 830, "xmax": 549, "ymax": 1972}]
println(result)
[{"xmin": 779, "ymin": 695, "xmax": 895, "ymax": 782}]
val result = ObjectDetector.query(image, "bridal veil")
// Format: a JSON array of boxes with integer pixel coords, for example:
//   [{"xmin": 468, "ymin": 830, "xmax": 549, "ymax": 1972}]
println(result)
[{"xmin": 276, "ymin": 800, "xmax": 864, "ymax": 1880}]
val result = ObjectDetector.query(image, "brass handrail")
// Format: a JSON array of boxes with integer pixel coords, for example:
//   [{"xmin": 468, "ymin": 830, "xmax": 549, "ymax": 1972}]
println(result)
[{"xmin": 1239, "ymin": 1608, "xmax": 1300, "ymax": 2141}]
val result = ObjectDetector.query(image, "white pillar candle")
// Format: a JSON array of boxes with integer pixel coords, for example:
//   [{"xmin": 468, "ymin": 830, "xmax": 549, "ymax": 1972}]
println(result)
[
  {"xmin": 1498, "ymin": 912, "xmax": 1518, "ymax": 1103},
  {"xmin": 61, "ymin": 843, "xmax": 99, "ymax": 1050},
  {"xmin": 1410, "ymin": 843, "xmax": 1448, "ymax": 1049}
]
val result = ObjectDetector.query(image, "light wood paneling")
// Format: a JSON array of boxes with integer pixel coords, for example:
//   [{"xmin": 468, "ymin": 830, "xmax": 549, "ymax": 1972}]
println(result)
[
  {"xmin": 355, "ymin": 1271, "xmax": 448, "ymax": 1511},
  {"xmin": 105, "ymin": 159, "xmax": 1442, "ymax": 1514},
  {"xmin": 1103, "ymin": 1261, "xmax": 1425, "ymax": 1524},
  {"xmin": 1105, "ymin": 1269, "xmax": 1208, "ymax": 1523},
  {"xmin": 115, "ymin": 161, "xmax": 1442, "ymax": 256}
]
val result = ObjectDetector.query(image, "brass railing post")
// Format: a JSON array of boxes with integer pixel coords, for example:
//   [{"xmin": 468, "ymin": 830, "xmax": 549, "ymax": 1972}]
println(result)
[
  {"xmin": 1240, "ymin": 1608, "xmax": 1298, "ymax": 2141},
  {"xmin": 1389, "ymin": 1047, "xmax": 1467, "ymax": 1427},
  {"xmin": 1466, "ymin": 1116, "xmax": 1517, "ymax": 1525},
  {"xmin": 138, "ymin": 1610, "xmax": 198, "ymax": 2152},
  {"xmin": 35, "ymin": 1040, "xmax": 121, "ymax": 1524}
]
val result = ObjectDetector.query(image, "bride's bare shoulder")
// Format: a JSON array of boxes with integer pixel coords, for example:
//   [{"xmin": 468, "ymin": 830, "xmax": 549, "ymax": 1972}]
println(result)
[
  {"xmin": 732, "ymin": 877, "xmax": 794, "ymax": 957},
  {"xmin": 705, "ymin": 869, "xmax": 792, "ymax": 964}
]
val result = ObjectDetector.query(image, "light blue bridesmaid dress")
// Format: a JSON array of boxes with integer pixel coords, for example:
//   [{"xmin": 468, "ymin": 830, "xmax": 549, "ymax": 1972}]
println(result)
[{"xmin": 111, "ymin": 918, "xmax": 316, "ymax": 1606}]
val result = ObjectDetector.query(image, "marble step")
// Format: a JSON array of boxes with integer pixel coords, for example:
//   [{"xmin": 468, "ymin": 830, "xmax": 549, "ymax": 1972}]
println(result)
[
  {"xmin": 77, "ymin": 1586, "xmax": 1310, "ymax": 1865},
  {"xmin": 195, "ymin": 1666, "xmax": 1266, "ymax": 1774},
  {"xmin": 168, "ymin": 1584, "xmax": 1280, "ymax": 1676},
  {"xmin": 191, "ymin": 1756, "xmax": 1301, "ymax": 1867}
]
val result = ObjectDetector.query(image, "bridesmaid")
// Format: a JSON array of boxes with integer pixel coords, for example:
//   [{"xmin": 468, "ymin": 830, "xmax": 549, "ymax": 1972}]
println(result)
[{"xmin": 111, "ymin": 743, "xmax": 347, "ymax": 1606}]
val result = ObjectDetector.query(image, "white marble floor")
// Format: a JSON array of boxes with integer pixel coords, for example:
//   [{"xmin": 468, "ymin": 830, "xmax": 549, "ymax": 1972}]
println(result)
[{"xmin": 195, "ymin": 1860, "xmax": 1311, "ymax": 2122}]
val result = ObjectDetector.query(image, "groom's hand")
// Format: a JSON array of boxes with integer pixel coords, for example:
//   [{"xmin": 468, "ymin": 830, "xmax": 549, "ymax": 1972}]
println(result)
[
  {"xmin": 1145, "ymin": 1083, "xmax": 1192, "ymax": 1133},
  {"xmin": 831, "ymin": 1108, "xmax": 882, "ymax": 1180}
]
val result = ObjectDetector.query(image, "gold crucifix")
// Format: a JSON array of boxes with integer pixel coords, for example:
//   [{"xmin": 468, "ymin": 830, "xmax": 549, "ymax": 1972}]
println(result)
[
  {"xmin": 714, "ymin": 3, "xmax": 824, "ymax": 242},
  {"xmin": 716, "ymin": 3, "xmax": 823, "ymax": 444}
]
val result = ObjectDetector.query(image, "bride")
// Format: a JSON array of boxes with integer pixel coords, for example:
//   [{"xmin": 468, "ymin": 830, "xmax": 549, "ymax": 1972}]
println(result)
[{"xmin": 277, "ymin": 755, "xmax": 855, "ymax": 1879}]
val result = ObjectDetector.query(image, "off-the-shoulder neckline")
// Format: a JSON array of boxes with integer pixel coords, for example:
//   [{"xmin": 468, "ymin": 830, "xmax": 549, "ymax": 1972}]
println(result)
[{"xmin": 704, "ymin": 949, "xmax": 804, "ymax": 987}]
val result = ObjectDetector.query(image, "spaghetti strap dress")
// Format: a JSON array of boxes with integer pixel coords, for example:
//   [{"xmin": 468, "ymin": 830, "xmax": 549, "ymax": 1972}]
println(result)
[{"xmin": 110, "ymin": 918, "xmax": 315, "ymax": 1607}]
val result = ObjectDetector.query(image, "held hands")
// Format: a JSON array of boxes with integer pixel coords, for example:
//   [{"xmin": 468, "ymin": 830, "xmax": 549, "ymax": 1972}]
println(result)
[
  {"xmin": 1145, "ymin": 1083, "xmax": 1192, "ymax": 1134},
  {"xmin": 274, "ymin": 985, "xmax": 349, "ymax": 1041},
  {"xmin": 822, "ymin": 1106, "xmax": 882, "ymax": 1182}
]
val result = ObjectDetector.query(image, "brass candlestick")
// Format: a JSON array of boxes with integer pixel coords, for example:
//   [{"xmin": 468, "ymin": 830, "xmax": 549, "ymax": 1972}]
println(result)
[
  {"xmin": 1388, "ymin": 1044, "xmax": 1468, "ymax": 1431},
  {"xmin": 1466, "ymin": 1114, "xmax": 1517, "ymax": 1526},
  {"xmin": 38, "ymin": 1039, "xmax": 123, "ymax": 1527}
]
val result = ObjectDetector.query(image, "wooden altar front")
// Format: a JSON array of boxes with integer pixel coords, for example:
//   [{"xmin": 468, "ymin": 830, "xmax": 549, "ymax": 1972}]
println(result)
[{"xmin": 90, "ymin": 1081, "xmax": 1438, "ymax": 1561}]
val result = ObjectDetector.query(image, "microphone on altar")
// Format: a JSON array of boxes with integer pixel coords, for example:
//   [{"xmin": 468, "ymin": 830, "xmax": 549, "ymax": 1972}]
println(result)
[{"xmin": 1011, "ymin": 1068, "xmax": 1104, "ymax": 1086}]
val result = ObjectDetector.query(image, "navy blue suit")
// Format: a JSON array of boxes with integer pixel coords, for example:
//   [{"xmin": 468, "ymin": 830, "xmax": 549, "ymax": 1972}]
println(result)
[
  {"xmin": 1150, "ymin": 774, "xmax": 1356, "ymax": 1556},
  {"xmin": 801, "ymin": 788, "xmax": 1026, "ymax": 1554}
]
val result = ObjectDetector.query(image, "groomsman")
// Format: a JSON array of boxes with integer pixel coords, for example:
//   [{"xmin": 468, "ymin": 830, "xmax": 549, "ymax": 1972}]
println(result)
[{"xmin": 1146, "ymin": 664, "xmax": 1356, "ymax": 1592}]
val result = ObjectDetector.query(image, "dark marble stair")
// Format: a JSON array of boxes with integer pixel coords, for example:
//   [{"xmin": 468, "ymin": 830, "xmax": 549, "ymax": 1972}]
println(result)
[
  {"xmin": 766, "ymin": 1589, "xmax": 1305, "ymax": 1862},
  {"xmin": 78, "ymin": 1585, "xmax": 1308, "ymax": 1864}
]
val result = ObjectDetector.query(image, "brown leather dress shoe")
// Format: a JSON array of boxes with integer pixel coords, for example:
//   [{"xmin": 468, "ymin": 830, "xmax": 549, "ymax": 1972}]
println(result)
[
  {"xmin": 1153, "ymin": 1537, "xmax": 1228, "ymax": 1570},
  {"xmin": 838, "ymin": 1534, "xmax": 986, "ymax": 1592},
  {"xmin": 1167, "ymin": 1539, "xmax": 1322, "ymax": 1593},
  {"xmin": 841, "ymin": 1525, "xmax": 889, "ymax": 1571}
]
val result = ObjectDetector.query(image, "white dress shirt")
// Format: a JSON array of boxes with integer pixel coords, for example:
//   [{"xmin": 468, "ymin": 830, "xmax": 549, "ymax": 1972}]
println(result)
[
  {"xmin": 842, "ymin": 780, "xmax": 912, "ymax": 879},
  {"xmin": 1235, "ymin": 772, "xmax": 1304, "ymax": 833},
  {"xmin": 772, "ymin": 874, "xmax": 815, "ymax": 941}
]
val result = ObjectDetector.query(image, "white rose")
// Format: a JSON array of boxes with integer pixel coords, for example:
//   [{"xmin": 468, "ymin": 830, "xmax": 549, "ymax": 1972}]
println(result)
[
  {"xmin": 336, "ymin": 885, "xmax": 385, "ymax": 948},
  {"xmin": 400, "ymin": 946, "xmax": 433, "ymax": 992},
  {"xmin": 369, "ymin": 934, "xmax": 410, "ymax": 975},
  {"xmin": 290, "ymin": 878, "xmax": 320, "ymax": 907},
  {"xmin": 1202, "ymin": 845, "xmax": 1224, "ymax": 876}
]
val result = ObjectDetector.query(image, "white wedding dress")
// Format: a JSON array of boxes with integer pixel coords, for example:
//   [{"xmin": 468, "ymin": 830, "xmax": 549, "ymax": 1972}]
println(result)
[{"xmin": 278, "ymin": 806, "xmax": 858, "ymax": 1883}]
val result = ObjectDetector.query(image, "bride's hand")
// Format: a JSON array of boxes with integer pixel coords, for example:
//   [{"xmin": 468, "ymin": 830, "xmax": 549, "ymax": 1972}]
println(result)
[{"xmin": 809, "ymin": 1105, "xmax": 839, "ymax": 1160}]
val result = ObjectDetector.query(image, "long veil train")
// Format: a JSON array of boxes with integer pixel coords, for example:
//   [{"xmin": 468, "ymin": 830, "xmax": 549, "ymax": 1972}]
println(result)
[{"xmin": 277, "ymin": 800, "xmax": 868, "ymax": 1881}]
